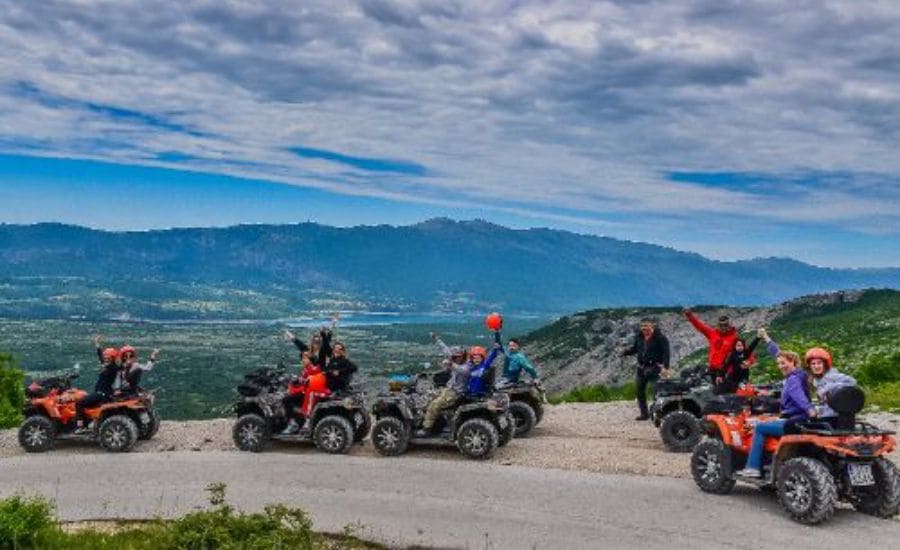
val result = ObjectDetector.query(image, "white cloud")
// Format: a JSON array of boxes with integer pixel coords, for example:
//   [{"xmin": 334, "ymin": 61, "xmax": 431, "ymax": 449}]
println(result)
[{"xmin": 0, "ymin": 0, "xmax": 898, "ymax": 239}]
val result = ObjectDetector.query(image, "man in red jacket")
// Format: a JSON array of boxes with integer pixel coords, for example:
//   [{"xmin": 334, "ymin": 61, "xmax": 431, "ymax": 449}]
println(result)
[{"xmin": 682, "ymin": 308, "xmax": 739, "ymax": 388}]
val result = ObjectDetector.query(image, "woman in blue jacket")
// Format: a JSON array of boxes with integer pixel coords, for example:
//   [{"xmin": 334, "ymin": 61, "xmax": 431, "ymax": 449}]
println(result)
[{"xmin": 735, "ymin": 347, "xmax": 816, "ymax": 478}]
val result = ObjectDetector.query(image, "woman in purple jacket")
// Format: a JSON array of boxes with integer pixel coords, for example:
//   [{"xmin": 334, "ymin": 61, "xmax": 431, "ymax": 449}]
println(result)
[{"xmin": 735, "ymin": 345, "xmax": 817, "ymax": 478}]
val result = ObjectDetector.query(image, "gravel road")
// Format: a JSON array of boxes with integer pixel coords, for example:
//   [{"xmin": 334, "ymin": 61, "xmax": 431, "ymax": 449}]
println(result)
[
  {"xmin": 3, "ymin": 403, "xmax": 897, "ymax": 476},
  {"xmin": 2, "ymin": 451, "xmax": 899, "ymax": 550}
]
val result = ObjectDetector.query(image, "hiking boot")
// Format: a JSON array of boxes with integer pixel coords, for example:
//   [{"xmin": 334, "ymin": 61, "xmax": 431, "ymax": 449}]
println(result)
[{"xmin": 414, "ymin": 428, "xmax": 431, "ymax": 438}]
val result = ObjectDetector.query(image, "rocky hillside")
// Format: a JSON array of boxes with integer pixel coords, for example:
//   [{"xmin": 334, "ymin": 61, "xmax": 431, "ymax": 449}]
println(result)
[{"xmin": 524, "ymin": 289, "xmax": 897, "ymax": 393}]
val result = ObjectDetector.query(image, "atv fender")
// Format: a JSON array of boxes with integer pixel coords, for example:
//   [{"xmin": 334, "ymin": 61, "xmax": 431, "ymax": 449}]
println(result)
[
  {"xmin": 704, "ymin": 415, "xmax": 741, "ymax": 448},
  {"xmin": 372, "ymin": 400, "xmax": 414, "ymax": 422}
]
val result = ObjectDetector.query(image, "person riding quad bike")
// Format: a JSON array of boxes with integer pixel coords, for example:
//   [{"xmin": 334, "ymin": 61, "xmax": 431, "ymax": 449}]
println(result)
[
  {"xmin": 19, "ymin": 358, "xmax": 157, "ymax": 453},
  {"xmin": 371, "ymin": 333, "xmax": 512, "ymax": 460},
  {"xmin": 232, "ymin": 355, "xmax": 370, "ymax": 455},
  {"xmin": 692, "ymin": 384, "xmax": 899, "ymax": 525}
]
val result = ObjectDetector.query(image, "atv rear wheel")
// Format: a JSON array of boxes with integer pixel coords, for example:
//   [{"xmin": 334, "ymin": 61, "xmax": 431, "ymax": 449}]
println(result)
[
  {"xmin": 233, "ymin": 414, "xmax": 270, "ymax": 452},
  {"xmin": 372, "ymin": 416, "xmax": 409, "ymax": 457},
  {"xmin": 138, "ymin": 410, "xmax": 160, "ymax": 441},
  {"xmin": 509, "ymin": 401, "xmax": 537, "ymax": 438},
  {"xmin": 660, "ymin": 410, "xmax": 701, "ymax": 452},
  {"xmin": 850, "ymin": 458, "xmax": 900, "ymax": 518},
  {"xmin": 18, "ymin": 416, "xmax": 56, "ymax": 453},
  {"xmin": 691, "ymin": 438, "xmax": 736, "ymax": 494},
  {"xmin": 99, "ymin": 415, "xmax": 139, "ymax": 453},
  {"xmin": 456, "ymin": 418, "xmax": 498, "ymax": 460},
  {"xmin": 314, "ymin": 415, "xmax": 354, "ymax": 455},
  {"xmin": 777, "ymin": 457, "xmax": 836, "ymax": 525}
]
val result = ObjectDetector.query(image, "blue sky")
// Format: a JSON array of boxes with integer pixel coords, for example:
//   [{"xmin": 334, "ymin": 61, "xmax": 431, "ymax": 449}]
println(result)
[{"xmin": 0, "ymin": 1, "xmax": 898, "ymax": 268}]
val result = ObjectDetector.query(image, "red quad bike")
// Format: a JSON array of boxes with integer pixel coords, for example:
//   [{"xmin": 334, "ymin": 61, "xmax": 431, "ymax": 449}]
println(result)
[
  {"xmin": 18, "ymin": 372, "xmax": 157, "ymax": 453},
  {"xmin": 691, "ymin": 386, "xmax": 899, "ymax": 525}
]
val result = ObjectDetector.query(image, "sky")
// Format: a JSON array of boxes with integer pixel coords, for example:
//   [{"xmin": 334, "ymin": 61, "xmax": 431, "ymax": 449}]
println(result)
[{"xmin": 0, "ymin": 1, "xmax": 898, "ymax": 268}]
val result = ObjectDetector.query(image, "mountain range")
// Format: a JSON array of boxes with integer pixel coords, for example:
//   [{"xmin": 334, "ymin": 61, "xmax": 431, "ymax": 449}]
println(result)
[{"xmin": 0, "ymin": 219, "xmax": 897, "ymax": 320}]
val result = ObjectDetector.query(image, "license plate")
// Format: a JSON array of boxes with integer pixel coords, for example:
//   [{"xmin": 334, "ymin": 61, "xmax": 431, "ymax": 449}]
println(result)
[
  {"xmin": 139, "ymin": 413, "xmax": 151, "ymax": 424},
  {"xmin": 848, "ymin": 463, "xmax": 875, "ymax": 486}
]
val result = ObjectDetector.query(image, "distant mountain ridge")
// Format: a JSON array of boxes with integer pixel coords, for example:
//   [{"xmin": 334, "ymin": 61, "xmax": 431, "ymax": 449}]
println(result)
[{"xmin": 0, "ymin": 219, "xmax": 897, "ymax": 320}]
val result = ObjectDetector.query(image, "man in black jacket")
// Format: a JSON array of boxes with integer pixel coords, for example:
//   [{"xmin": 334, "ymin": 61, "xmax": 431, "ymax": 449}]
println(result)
[
  {"xmin": 326, "ymin": 341, "xmax": 358, "ymax": 393},
  {"xmin": 620, "ymin": 318, "xmax": 671, "ymax": 421}
]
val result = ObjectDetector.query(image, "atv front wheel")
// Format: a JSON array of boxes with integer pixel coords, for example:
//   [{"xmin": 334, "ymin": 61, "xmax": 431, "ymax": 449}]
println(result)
[
  {"xmin": 509, "ymin": 401, "xmax": 537, "ymax": 438},
  {"xmin": 372, "ymin": 416, "xmax": 409, "ymax": 457},
  {"xmin": 660, "ymin": 410, "xmax": 701, "ymax": 452},
  {"xmin": 138, "ymin": 410, "xmax": 161, "ymax": 441},
  {"xmin": 850, "ymin": 458, "xmax": 900, "ymax": 518},
  {"xmin": 314, "ymin": 415, "xmax": 354, "ymax": 454},
  {"xmin": 233, "ymin": 414, "xmax": 270, "ymax": 452},
  {"xmin": 691, "ymin": 438, "xmax": 736, "ymax": 494},
  {"xmin": 777, "ymin": 457, "xmax": 837, "ymax": 525},
  {"xmin": 18, "ymin": 416, "xmax": 56, "ymax": 453},
  {"xmin": 456, "ymin": 418, "xmax": 499, "ymax": 460},
  {"xmin": 99, "ymin": 415, "xmax": 139, "ymax": 453}
]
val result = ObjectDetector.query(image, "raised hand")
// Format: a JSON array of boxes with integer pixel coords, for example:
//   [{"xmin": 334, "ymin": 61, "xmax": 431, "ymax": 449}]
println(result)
[
  {"xmin": 283, "ymin": 329, "xmax": 296, "ymax": 342},
  {"xmin": 92, "ymin": 333, "xmax": 103, "ymax": 347},
  {"xmin": 150, "ymin": 349, "xmax": 161, "ymax": 361}
]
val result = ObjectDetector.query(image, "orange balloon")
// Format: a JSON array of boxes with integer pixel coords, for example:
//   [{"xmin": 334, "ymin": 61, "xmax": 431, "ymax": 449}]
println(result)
[{"xmin": 485, "ymin": 312, "xmax": 503, "ymax": 331}]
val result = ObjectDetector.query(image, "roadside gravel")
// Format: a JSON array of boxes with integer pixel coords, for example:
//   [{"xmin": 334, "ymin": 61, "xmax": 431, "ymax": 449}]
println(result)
[{"xmin": 3, "ymin": 403, "xmax": 898, "ymax": 479}]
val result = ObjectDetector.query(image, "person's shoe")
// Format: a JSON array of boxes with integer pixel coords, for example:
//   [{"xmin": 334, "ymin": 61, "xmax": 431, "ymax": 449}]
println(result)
[
  {"xmin": 635, "ymin": 415, "xmax": 650, "ymax": 421},
  {"xmin": 735, "ymin": 468, "xmax": 762, "ymax": 478},
  {"xmin": 414, "ymin": 428, "xmax": 431, "ymax": 438},
  {"xmin": 280, "ymin": 419, "xmax": 300, "ymax": 435}
]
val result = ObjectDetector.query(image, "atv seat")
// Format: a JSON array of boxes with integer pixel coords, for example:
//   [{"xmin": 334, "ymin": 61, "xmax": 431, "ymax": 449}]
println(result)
[{"xmin": 828, "ymin": 385, "xmax": 865, "ymax": 430}]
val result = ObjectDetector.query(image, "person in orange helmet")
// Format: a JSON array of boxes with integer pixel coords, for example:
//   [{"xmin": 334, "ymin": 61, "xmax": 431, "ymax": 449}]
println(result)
[{"xmin": 805, "ymin": 347, "xmax": 856, "ymax": 420}]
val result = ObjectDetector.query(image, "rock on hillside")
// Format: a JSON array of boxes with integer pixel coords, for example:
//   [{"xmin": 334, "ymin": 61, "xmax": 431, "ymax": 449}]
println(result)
[{"xmin": 523, "ymin": 289, "xmax": 871, "ymax": 393}]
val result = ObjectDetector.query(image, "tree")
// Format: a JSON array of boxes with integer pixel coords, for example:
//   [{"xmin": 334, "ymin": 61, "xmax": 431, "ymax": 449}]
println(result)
[{"xmin": 0, "ymin": 353, "xmax": 25, "ymax": 428}]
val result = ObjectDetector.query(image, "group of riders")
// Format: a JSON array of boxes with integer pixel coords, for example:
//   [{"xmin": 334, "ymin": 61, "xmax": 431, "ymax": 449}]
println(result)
[
  {"xmin": 75, "ymin": 335, "xmax": 160, "ymax": 433},
  {"xmin": 621, "ymin": 309, "xmax": 858, "ymax": 479}
]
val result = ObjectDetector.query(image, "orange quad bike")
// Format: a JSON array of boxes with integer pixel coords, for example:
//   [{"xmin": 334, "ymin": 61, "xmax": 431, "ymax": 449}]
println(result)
[
  {"xmin": 18, "ymin": 371, "xmax": 157, "ymax": 453},
  {"xmin": 691, "ymin": 386, "xmax": 899, "ymax": 525}
]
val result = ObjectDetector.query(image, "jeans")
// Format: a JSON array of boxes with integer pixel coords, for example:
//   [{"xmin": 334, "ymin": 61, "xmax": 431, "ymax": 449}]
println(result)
[{"xmin": 746, "ymin": 420, "xmax": 786, "ymax": 470}]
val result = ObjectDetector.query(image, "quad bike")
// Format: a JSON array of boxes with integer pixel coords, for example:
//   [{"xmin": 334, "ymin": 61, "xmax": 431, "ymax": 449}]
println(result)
[
  {"xmin": 370, "ymin": 372, "xmax": 512, "ymax": 460},
  {"xmin": 691, "ymin": 386, "xmax": 899, "ymax": 525},
  {"xmin": 497, "ymin": 380, "xmax": 545, "ymax": 438},
  {"xmin": 18, "ymin": 371, "xmax": 158, "ymax": 453},
  {"xmin": 650, "ymin": 365, "xmax": 780, "ymax": 452},
  {"xmin": 232, "ymin": 365, "xmax": 370, "ymax": 455}
]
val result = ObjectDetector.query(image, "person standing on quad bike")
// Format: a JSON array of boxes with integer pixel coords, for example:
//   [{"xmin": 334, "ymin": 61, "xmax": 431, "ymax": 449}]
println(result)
[
  {"xmin": 75, "ymin": 342, "xmax": 123, "ymax": 432},
  {"xmin": 620, "ymin": 318, "xmax": 671, "ymax": 421},
  {"xmin": 682, "ymin": 308, "xmax": 738, "ymax": 390},
  {"xmin": 804, "ymin": 347, "xmax": 857, "ymax": 422},
  {"xmin": 735, "ymin": 349, "xmax": 817, "ymax": 478},
  {"xmin": 719, "ymin": 337, "xmax": 760, "ymax": 394},
  {"xmin": 497, "ymin": 337, "xmax": 539, "ymax": 386}
]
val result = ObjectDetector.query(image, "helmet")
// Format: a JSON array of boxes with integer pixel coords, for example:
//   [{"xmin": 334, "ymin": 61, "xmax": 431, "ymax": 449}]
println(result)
[
  {"xmin": 119, "ymin": 345, "xmax": 137, "ymax": 358},
  {"xmin": 805, "ymin": 347, "xmax": 832, "ymax": 369},
  {"xmin": 469, "ymin": 346, "xmax": 487, "ymax": 359},
  {"xmin": 101, "ymin": 347, "xmax": 120, "ymax": 362}
]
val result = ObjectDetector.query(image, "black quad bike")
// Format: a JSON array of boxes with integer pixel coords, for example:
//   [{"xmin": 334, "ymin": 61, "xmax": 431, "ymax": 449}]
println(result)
[
  {"xmin": 231, "ymin": 366, "xmax": 370, "ymax": 455},
  {"xmin": 497, "ymin": 380, "xmax": 545, "ymax": 438},
  {"xmin": 370, "ymin": 373, "xmax": 512, "ymax": 460},
  {"xmin": 649, "ymin": 366, "xmax": 781, "ymax": 452}
]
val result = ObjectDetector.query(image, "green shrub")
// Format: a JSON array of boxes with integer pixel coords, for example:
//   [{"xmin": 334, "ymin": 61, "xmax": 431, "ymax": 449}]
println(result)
[
  {"xmin": 549, "ymin": 381, "xmax": 636, "ymax": 404},
  {"xmin": 0, "ymin": 485, "xmax": 378, "ymax": 550},
  {"xmin": 865, "ymin": 382, "xmax": 900, "ymax": 413},
  {"xmin": 0, "ymin": 353, "xmax": 25, "ymax": 429},
  {"xmin": 855, "ymin": 352, "xmax": 900, "ymax": 387},
  {"xmin": 0, "ymin": 494, "xmax": 58, "ymax": 548}
]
